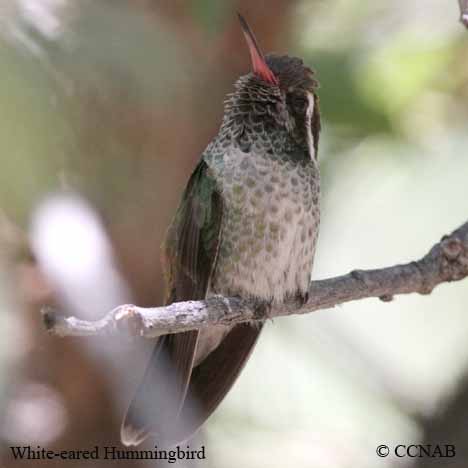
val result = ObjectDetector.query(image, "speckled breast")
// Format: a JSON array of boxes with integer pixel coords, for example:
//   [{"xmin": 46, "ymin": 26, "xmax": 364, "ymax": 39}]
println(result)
[{"xmin": 205, "ymin": 148, "xmax": 320, "ymax": 304}]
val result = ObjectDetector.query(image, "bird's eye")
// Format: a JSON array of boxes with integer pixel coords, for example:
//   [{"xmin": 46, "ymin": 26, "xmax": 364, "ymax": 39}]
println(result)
[{"xmin": 292, "ymin": 96, "xmax": 309, "ymax": 114}]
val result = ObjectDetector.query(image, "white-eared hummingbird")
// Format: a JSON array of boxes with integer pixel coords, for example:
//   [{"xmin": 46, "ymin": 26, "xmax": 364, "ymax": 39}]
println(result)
[{"xmin": 121, "ymin": 13, "xmax": 321, "ymax": 447}]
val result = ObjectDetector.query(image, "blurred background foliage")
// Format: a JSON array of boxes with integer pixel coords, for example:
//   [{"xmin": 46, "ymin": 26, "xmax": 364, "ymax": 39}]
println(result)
[{"xmin": 0, "ymin": 1, "xmax": 467, "ymax": 467}]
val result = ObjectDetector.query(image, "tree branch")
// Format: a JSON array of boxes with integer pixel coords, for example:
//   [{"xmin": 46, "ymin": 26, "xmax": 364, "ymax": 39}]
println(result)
[
  {"xmin": 42, "ymin": 220, "xmax": 468, "ymax": 338},
  {"xmin": 460, "ymin": 0, "xmax": 468, "ymax": 28}
]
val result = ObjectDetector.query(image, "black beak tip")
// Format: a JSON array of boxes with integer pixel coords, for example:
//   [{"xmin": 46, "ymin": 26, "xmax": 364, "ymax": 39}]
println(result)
[{"xmin": 237, "ymin": 12, "xmax": 248, "ymax": 32}]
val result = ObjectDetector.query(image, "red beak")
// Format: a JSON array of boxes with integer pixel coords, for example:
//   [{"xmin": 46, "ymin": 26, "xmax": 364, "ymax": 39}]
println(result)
[{"xmin": 238, "ymin": 13, "xmax": 279, "ymax": 86}]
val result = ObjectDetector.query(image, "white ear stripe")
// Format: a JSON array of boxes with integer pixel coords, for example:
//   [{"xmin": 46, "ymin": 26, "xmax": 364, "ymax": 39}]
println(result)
[{"xmin": 306, "ymin": 92, "xmax": 315, "ymax": 159}]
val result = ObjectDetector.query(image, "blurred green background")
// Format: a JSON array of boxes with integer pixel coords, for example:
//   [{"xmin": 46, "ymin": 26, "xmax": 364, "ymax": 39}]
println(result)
[{"xmin": 0, "ymin": 1, "xmax": 467, "ymax": 467}]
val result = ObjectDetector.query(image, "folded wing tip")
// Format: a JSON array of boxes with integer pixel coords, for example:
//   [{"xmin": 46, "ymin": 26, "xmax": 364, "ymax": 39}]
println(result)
[{"xmin": 120, "ymin": 422, "xmax": 150, "ymax": 447}]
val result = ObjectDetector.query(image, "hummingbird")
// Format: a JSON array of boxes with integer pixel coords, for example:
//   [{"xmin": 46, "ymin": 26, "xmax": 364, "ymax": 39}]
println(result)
[{"xmin": 121, "ymin": 14, "xmax": 321, "ymax": 447}]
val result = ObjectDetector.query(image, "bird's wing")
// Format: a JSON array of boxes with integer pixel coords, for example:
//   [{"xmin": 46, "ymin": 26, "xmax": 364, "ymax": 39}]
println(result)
[
  {"xmin": 121, "ymin": 159, "xmax": 223, "ymax": 446},
  {"xmin": 173, "ymin": 321, "xmax": 263, "ymax": 443}
]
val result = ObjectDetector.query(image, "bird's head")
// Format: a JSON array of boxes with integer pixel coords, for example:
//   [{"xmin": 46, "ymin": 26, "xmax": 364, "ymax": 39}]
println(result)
[{"xmin": 222, "ymin": 14, "xmax": 321, "ymax": 159}]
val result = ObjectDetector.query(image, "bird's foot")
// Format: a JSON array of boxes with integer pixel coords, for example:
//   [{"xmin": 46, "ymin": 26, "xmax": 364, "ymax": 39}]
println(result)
[
  {"xmin": 296, "ymin": 290, "xmax": 309, "ymax": 307},
  {"xmin": 252, "ymin": 299, "xmax": 273, "ymax": 325}
]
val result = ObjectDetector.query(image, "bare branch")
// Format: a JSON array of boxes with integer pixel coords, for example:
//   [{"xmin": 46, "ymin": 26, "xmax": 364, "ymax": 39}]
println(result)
[
  {"xmin": 460, "ymin": 0, "xmax": 468, "ymax": 28},
  {"xmin": 43, "ymin": 220, "xmax": 468, "ymax": 338}
]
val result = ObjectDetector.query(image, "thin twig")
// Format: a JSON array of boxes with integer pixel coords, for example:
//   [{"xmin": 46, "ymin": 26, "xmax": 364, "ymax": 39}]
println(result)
[
  {"xmin": 460, "ymin": 0, "xmax": 468, "ymax": 28},
  {"xmin": 42, "ymin": 220, "xmax": 468, "ymax": 338}
]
